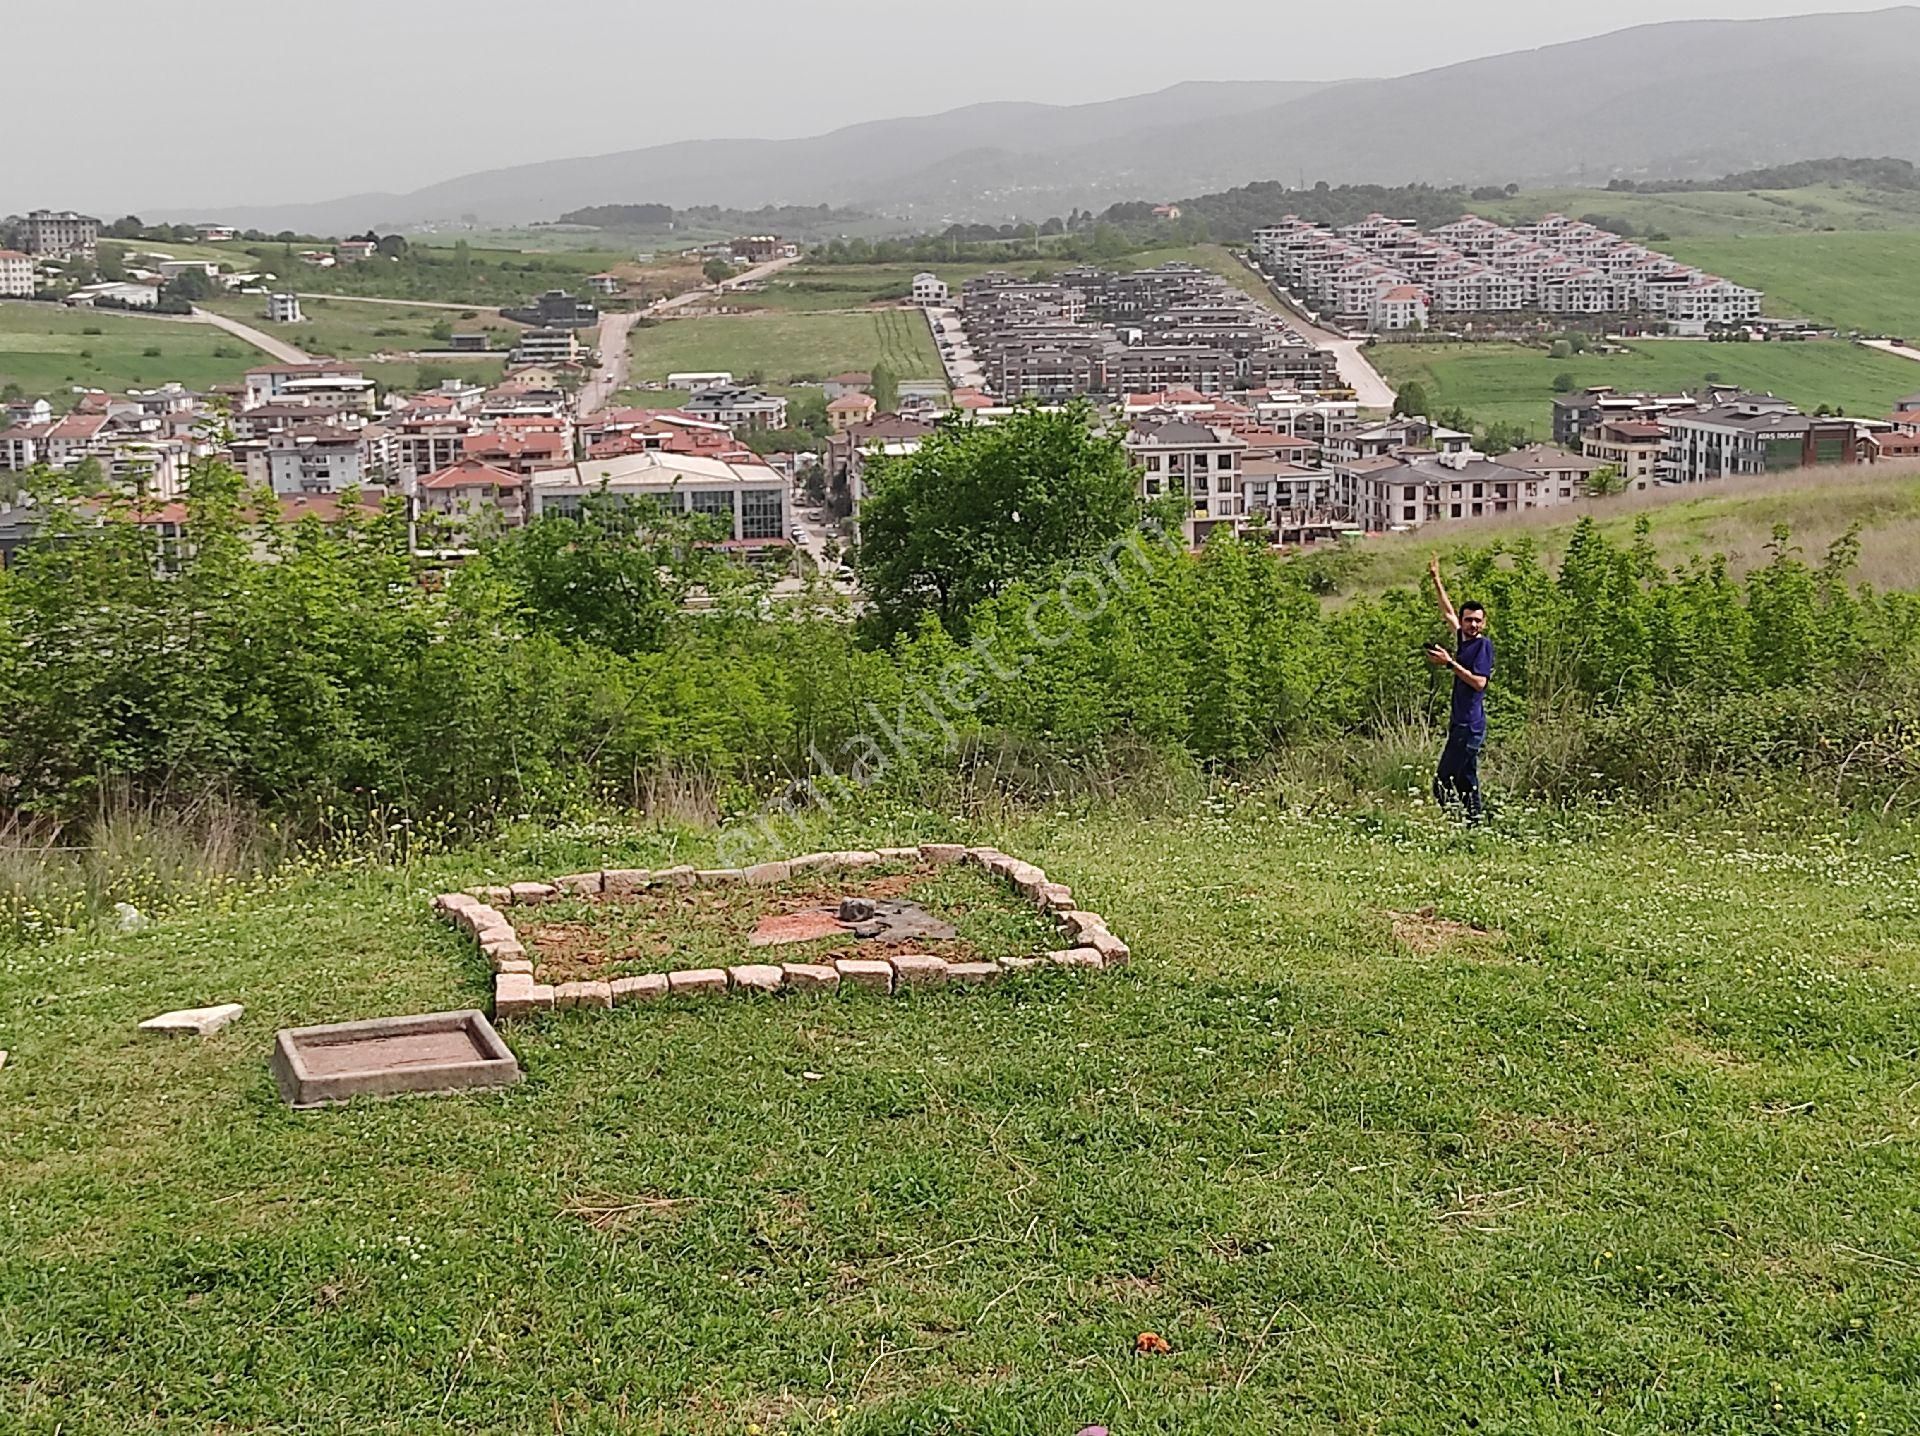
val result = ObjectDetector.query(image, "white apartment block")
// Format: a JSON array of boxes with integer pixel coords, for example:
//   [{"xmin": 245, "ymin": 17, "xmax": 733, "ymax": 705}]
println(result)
[
  {"xmin": 531, "ymin": 451, "xmax": 790, "ymax": 547},
  {"xmin": 267, "ymin": 292, "xmax": 303, "ymax": 323},
  {"xmin": 1124, "ymin": 419, "xmax": 1246, "ymax": 545},
  {"xmin": 1256, "ymin": 212, "xmax": 1761, "ymax": 327},
  {"xmin": 0, "ymin": 249, "xmax": 33, "ymax": 297},
  {"xmin": 911, "ymin": 272, "xmax": 950, "ymax": 306}
]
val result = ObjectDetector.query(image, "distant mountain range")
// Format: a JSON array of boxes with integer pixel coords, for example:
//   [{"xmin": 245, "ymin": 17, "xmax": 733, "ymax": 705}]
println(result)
[{"xmin": 165, "ymin": 8, "xmax": 1920, "ymax": 236}]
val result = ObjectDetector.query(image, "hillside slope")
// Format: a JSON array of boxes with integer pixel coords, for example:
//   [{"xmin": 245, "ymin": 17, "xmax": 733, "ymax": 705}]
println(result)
[{"xmin": 168, "ymin": 10, "xmax": 1920, "ymax": 234}]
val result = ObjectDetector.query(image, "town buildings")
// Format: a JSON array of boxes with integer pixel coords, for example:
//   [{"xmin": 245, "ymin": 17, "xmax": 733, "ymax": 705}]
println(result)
[
  {"xmin": 532, "ymin": 451, "xmax": 790, "ymax": 548},
  {"xmin": 681, "ymin": 386, "xmax": 788, "ymax": 432},
  {"xmin": 1255, "ymin": 213, "xmax": 1763, "ymax": 333},
  {"xmin": 961, "ymin": 263, "xmax": 1339, "ymax": 403},
  {"xmin": 20, "ymin": 210, "xmax": 100, "ymax": 260},
  {"xmin": 0, "ymin": 249, "xmax": 33, "ymax": 298}
]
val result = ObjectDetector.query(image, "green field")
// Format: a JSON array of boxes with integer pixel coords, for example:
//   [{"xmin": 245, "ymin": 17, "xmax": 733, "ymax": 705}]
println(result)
[
  {"xmin": 629, "ymin": 309, "xmax": 943, "ymax": 385},
  {"xmin": 1368, "ymin": 338, "xmax": 1919, "ymax": 434},
  {"xmin": 1660, "ymin": 233, "xmax": 1920, "ymax": 338},
  {"xmin": 0, "ymin": 300, "xmax": 264, "ymax": 398},
  {"xmin": 1475, "ymin": 183, "xmax": 1920, "ymax": 237},
  {"xmin": 200, "ymin": 295, "xmax": 525, "ymax": 363},
  {"xmin": 4, "ymin": 800, "xmax": 1919, "ymax": 1432},
  {"xmin": 1324, "ymin": 464, "xmax": 1920, "ymax": 598}
]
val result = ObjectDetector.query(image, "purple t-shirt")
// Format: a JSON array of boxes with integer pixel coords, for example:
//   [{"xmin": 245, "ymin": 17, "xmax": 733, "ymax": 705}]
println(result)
[{"xmin": 1451, "ymin": 633, "xmax": 1494, "ymax": 732}]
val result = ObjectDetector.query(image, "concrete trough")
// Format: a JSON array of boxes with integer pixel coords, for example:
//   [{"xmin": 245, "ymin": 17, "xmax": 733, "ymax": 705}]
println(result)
[{"xmin": 271, "ymin": 1010, "xmax": 521, "ymax": 1111}]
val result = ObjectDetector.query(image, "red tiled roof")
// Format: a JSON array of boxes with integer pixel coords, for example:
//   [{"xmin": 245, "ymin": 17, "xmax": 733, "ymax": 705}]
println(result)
[{"xmin": 420, "ymin": 460, "xmax": 525, "ymax": 491}]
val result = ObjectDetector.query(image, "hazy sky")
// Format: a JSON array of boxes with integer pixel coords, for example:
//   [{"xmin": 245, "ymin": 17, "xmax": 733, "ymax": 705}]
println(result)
[{"xmin": 6, "ymin": 0, "xmax": 1892, "ymax": 215}]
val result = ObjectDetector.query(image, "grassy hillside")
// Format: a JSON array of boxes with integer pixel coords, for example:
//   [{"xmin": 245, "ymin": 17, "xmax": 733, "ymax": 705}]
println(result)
[
  {"xmin": 1661, "ymin": 233, "xmax": 1920, "ymax": 338},
  {"xmin": 1368, "ymin": 338, "xmax": 1918, "ymax": 434},
  {"xmin": 0, "ymin": 299, "xmax": 263, "ymax": 397},
  {"xmin": 1320, "ymin": 463, "xmax": 1920, "ymax": 598},
  {"xmin": 629, "ymin": 308, "xmax": 942, "ymax": 385},
  {"xmin": 3, "ymin": 801, "xmax": 1917, "ymax": 1432},
  {"xmin": 1475, "ymin": 183, "xmax": 1920, "ymax": 237},
  {"xmin": 199, "ymin": 294, "xmax": 525, "ymax": 362}
]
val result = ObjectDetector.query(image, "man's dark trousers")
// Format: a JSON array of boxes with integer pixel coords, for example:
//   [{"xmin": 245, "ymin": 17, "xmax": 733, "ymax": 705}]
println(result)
[{"xmin": 1434, "ymin": 724, "xmax": 1484, "ymax": 822}]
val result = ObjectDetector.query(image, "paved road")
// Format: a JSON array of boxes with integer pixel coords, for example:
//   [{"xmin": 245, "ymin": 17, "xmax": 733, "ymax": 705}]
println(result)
[
  {"xmin": 190, "ymin": 306, "xmax": 311, "ymax": 364},
  {"xmin": 650, "ymin": 253, "xmax": 800, "ymax": 315},
  {"xmin": 926, "ymin": 306, "xmax": 984, "ymax": 389},
  {"xmin": 1219, "ymin": 251, "xmax": 1397, "ymax": 410},
  {"xmin": 1861, "ymin": 338, "xmax": 1920, "ymax": 366},
  {"xmin": 579, "ymin": 309, "xmax": 639, "ymax": 413},
  {"xmin": 294, "ymin": 292, "xmax": 477, "ymax": 312}
]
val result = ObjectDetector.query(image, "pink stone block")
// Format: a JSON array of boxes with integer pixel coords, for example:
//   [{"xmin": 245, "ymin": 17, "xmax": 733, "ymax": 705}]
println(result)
[
  {"xmin": 889, "ymin": 953, "xmax": 950, "ymax": 988},
  {"xmin": 434, "ymin": 893, "xmax": 480, "ymax": 922},
  {"xmin": 697, "ymin": 868, "xmax": 745, "ymax": 885},
  {"xmin": 495, "ymin": 959, "xmax": 535, "ymax": 977},
  {"xmin": 743, "ymin": 861, "xmax": 791, "ymax": 885},
  {"xmin": 600, "ymin": 869, "xmax": 652, "ymax": 895},
  {"xmin": 876, "ymin": 847, "xmax": 921, "ymax": 863},
  {"xmin": 963, "ymin": 847, "xmax": 1007, "ymax": 869},
  {"xmin": 610, "ymin": 973, "xmax": 669, "ymax": 1005},
  {"xmin": 1047, "ymin": 948, "xmax": 1105, "ymax": 968},
  {"xmin": 480, "ymin": 934, "xmax": 527, "ymax": 963},
  {"xmin": 655, "ymin": 865, "xmax": 697, "ymax": 888},
  {"xmin": 781, "ymin": 963, "xmax": 840, "ymax": 992},
  {"xmin": 460, "ymin": 904, "xmax": 510, "ymax": 938},
  {"xmin": 835, "ymin": 959, "xmax": 895, "ymax": 993},
  {"xmin": 785, "ymin": 851, "xmax": 839, "ymax": 873},
  {"xmin": 837, "ymin": 849, "xmax": 884, "ymax": 868},
  {"xmin": 999, "ymin": 955, "xmax": 1047, "ymax": 971},
  {"xmin": 1086, "ymin": 930, "xmax": 1130, "ymax": 966},
  {"xmin": 466, "ymin": 886, "xmax": 514, "ymax": 905},
  {"xmin": 495, "ymin": 974, "xmax": 554, "ymax": 1018},
  {"xmin": 946, "ymin": 962, "xmax": 1003, "ymax": 985},
  {"xmin": 509, "ymin": 881, "xmax": 560, "ymax": 905},
  {"xmin": 920, "ymin": 843, "xmax": 967, "ymax": 866},
  {"xmin": 1037, "ymin": 883, "xmax": 1074, "ymax": 910},
  {"xmin": 1057, "ymin": 910, "xmax": 1108, "ymax": 941},
  {"xmin": 728, "ymin": 963, "xmax": 785, "ymax": 994},
  {"xmin": 667, "ymin": 967, "xmax": 729, "ymax": 996},
  {"xmin": 554, "ymin": 980, "xmax": 613, "ymax": 1011},
  {"xmin": 552, "ymin": 872, "xmax": 604, "ymax": 895}
]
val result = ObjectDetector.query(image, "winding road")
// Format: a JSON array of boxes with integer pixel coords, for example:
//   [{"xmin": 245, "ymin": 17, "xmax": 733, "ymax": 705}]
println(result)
[
  {"xmin": 190, "ymin": 307, "xmax": 311, "ymax": 364},
  {"xmin": 1219, "ymin": 250, "xmax": 1397, "ymax": 410}
]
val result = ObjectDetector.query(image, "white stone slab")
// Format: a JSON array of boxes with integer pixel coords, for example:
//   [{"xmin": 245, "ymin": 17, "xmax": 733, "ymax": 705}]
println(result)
[{"xmin": 140, "ymin": 1003, "xmax": 244, "ymax": 1037}]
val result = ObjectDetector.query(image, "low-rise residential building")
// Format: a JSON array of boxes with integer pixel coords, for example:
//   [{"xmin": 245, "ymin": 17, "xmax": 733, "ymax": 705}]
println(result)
[
  {"xmin": 1491, "ymin": 443, "xmax": 1600, "ymax": 501},
  {"xmin": 509, "ymin": 327, "xmax": 579, "ymax": 366},
  {"xmin": 911, "ymin": 272, "xmax": 950, "ymax": 306},
  {"xmin": 0, "ymin": 249, "xmax": 33, "ymax": 297},
  {"xmin": 1335, "ymin": 448, "xmax": 1580, "ymax": 530},
  {"xmin": 585, "ymin": 273, "xmax": 621, "ymax": 296},
  {"xmin": 244, "ymin": 362, "xmax": 375, "ymax": 413},
  {"xmin": 0, "ymin": 413, "xmax": 112, "ymax": 471},
  {"xmin": 826, "ymin": 392, "xmax": 878, "ymax": 432},
  {"xmin": 681, "ymin": 386, "xmax": 788, "ymax": 432},
  {"xmin": 416, "ymin": 460, "xmax": 529, "ymax": 532},
  {"xmin": 502, "ymin": 289, "xmax": 598, "ymax": 328},
  {"xmin": 336, "ymin": 239, "xmax": 380, "ymax": 262},
  {"xmin": 267, "ymin": 293, "xmax": 303, "ymax": 323},
  {"xmin": 256, "ymin": 426, "xmax": 387, "ymax": 493},
  {"xmin": 531, "ymin": 451, "xmax": 791, "ymax": 548}
]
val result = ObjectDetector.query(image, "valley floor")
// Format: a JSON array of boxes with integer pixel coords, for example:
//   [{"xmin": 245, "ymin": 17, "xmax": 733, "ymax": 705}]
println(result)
[{"xmin": 3, "ymin": 799, "xmax": 1917, "ymax": 1433}]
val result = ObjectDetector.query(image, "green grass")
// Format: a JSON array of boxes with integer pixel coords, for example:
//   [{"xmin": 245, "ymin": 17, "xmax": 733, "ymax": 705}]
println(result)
[
  {"xmin": 1325, "ymin": 464, "xmax": 1920, "ymax": 598},
  {"xmin": 199, "ymin": 295, "xmax": 524, "ymax": 362},
  {"xmin": 629, "ymin": 309, "xmax": 943, "ymax": 385},
  {"xmin": 4, "ymin": 799, "xmax": 1919, "ymax": 1432},
  {"xmin": 1474, "ymin": 184, "xmax": 1920, "ymax": 237},
  {"xmin": 0, "ymin": 299, "xmax": 264, "ymax": 397},
  {"xmin": 1368, "ymin": 338, "xmax": 1919, "ymax": 434},
  {"xmin": 1661, "ymin": 233, "xmax": 1920, "ymax": 338}
]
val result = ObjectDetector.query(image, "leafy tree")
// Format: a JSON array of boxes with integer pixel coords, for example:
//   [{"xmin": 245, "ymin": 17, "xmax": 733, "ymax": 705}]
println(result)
[
  {"xmin": 869, "ymin": 363, "xmax": 899, "ymax": 414},
  {"xmin": 1552, "ymin": 371, "xmax": 1578, "ymax": 393},
  {"xmin": 855, "ymin": 404, "xmax": 1142, "ymax": 640},
  {"xmin": 1478, "ymin": 421, "xmax": 1525, "ymax": 457},
  {"xmin": 703, "ymin": 258, "xmax": 735, "ymax": 285},
  {"xmin": 1392, "ymin": 380, "xmax": 1430, "ymax": 419},
  {"xmin": 165, "ymin": 268, "xmax": 213, "ymax": 303},
  {"xmin": 1586, "ymin": 463, "xmax": 1626, "ymax": 497}
]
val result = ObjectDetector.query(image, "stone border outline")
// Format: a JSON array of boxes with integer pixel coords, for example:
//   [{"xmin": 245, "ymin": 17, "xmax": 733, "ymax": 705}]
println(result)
[{"xmin": 430, "ymin": 844, "xmax": 1129, "ymax": 1019}]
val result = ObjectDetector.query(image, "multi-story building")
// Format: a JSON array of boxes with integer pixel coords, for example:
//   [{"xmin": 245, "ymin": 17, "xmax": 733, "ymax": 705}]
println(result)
[
  {"xmin": 416, "ymin": 460, "xmax": 529, "ymax": 533},
  {"xmin": 1581, "ymin": 420, "xmax": 1668, "ymax": 490},
  {"xmin": 509, "ymin": 327, "xmax": 579, "ymax": 367},
  {"xmin": 502, "ymin": 289, "xmax": 598, "ymax": 328},
  {"xmin": 1334, "ymin": 448, "xmax": 1582, "ymax": 531},
  {"xmin": 243, "ymin": 362, "xmax": 375, "ymax": 413},
  {"xmin": 267, "ymin": 293, "xmax": 303, "ymax": 323},
  {"xmin": 1660, "ymin": 400, "xmax": 1872, "ymax": 483},
  {"xmin": 910, "ymin": 272, "xmax": 950, "ymax": 306},
  {"xmin": 257, "ymin": 426, "xmax": 385, "ymax": 493},
  {"xmin": 0, "ymin": 413, "xmax": 111, "ymax": 471},
  {"xmin": 531, "ymin": 451, "xmax": 791, "ymax": 548},
  {"xmin": 0, "ymin": 249, "xmax": 33, "ymax": 297},
  {"xmin": 21, "ymin": 210, "xmax": 100, "ymax": 260},
  {"xmin": 1124, "ymin": 419, "xmax": 1247, "ymax": 545}
]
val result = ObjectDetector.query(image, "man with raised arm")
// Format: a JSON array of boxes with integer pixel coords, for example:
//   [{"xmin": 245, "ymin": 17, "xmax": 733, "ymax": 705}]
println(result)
[{"xmin": 1425, "ymin": 554, "xmax": 1494, "ymax": 823}]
